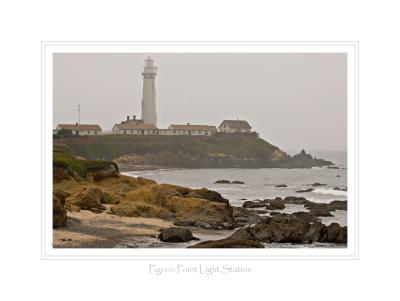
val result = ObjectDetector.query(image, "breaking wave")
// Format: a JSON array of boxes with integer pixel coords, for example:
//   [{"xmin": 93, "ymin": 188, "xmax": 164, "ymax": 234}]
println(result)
[{"xmin": 313, "ymin": 188, "xmax": 347, "ymax": 196}]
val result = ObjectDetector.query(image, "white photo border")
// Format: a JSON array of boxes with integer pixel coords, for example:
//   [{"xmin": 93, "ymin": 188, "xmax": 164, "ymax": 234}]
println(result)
[{"xmin": 42, "ymin": 41, "xmax": 359, "ymax": 260}]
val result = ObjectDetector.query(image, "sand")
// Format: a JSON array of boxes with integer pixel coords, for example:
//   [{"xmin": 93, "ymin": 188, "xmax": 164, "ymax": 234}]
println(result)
[{"xmin": 53, "ymin": 205, "xmax": 174, "ymax": 248}]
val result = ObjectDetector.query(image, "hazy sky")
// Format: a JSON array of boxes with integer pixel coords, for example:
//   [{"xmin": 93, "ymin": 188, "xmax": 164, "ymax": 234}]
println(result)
[{"xmin": 53, "ymin": 53, "xmax": 347, "ymax": 152}]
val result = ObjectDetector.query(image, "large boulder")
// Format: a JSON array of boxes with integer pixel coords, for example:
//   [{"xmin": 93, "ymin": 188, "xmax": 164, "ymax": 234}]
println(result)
[
  {"xmin": 302, "ymin": 222, "xmax": 327, "ymax": 243},
  {"xmin": 292, "ymin": 211, "xmax": 321, "ymax": 223},
  {"xmin": 89, "ymin": 164, "xmax": 119, "ymax": 181},
  {"xmin": 231, "ymin": 207, "xmax": 263, "ymax": 227},
  {"xmin": 53, "ymin": 190, "xmax": 67, "ymax": 228},
  {"xmin": 328, "ymin": 200, "xmax": 347, "ymax": 211},
  {"xmin": 309, "ymin": 208, "xmax": 334, "ymax": 217},
  {"xmin": 158, "ymin": 227, "xmax": 197, "ymax": 242},
  {"xmin": 265, "ymin": 199, "xmax": 285, "ymax": 210},
  {"xmin": 336, "ymin": 226, "xmax": 347, "ymax": 244},
  {"xmin": 67, "ymin": 187, "xmax": 108, "ymax": 213},
  {"xmin": 192, "ymin": 188, "xmax": 229, "ymax": 205},
  {"xmin": 169, "ymin": 197, "xmax": 234, "ymax": 230},
  {"xmin": 327, "ymin": 223, "xmax": 346, "ymax": 243},
  {"xmin": 189, "ymin": 238, "xmax": 264, "ymax": 248},
  {"xmin": 229, "ymin": 215, "xmax": 310, "ymax": 243}
]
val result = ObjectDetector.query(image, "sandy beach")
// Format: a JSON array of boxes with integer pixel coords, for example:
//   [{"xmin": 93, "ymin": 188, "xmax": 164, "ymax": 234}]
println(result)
[{"xmin": 53, "ymin": 205, "xmax": 174, "ymax": 248}]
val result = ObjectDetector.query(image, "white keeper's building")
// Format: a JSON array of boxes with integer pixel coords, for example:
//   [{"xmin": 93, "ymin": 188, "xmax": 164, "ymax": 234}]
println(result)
[{"xmin": 55, "ymin": 124, "xmax": 102, "ymax": 136}]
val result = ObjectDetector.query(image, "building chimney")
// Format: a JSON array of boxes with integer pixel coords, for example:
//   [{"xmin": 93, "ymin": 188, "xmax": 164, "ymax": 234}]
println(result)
[{"xmin": 127, "ymin": 116, "xmax": 130, "ymax": 120}]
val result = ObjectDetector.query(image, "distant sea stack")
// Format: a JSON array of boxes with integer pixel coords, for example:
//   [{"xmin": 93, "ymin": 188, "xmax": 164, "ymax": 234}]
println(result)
[{"xmin": 273, "ymin": 149, "xmax": 333, "ymax": 168}]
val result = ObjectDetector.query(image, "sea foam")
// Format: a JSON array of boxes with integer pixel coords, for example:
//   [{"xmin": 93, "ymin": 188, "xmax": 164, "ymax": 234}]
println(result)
[{"xmin": 313, "ymin": 188, "xmax": 347, "ymax": 196}]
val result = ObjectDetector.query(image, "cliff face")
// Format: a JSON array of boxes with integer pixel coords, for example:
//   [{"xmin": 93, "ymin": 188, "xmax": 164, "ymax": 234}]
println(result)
[{"xmin": 53, "ymin": 136, "xmax": 332, "ymax": 169}]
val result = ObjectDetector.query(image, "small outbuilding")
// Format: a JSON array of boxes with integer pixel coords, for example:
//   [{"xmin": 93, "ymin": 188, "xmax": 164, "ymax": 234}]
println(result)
[
  {"xmin": 218, "ymin": 120, "xmax": 252, "ymax": 133},
  {"xmin": 55, "ymin": 123, "xmax": 102, "ymax": 136}
]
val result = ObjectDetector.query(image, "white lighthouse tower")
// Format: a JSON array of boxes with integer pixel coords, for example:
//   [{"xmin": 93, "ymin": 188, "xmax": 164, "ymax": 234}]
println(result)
[{"xmin": 141, "ymin": 57, "xmax": 158, "ymax": 126}]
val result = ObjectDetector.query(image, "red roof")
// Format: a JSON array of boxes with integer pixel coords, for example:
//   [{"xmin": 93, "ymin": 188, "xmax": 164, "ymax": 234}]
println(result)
[{"xmin": 57, "ymin": 124, "xmax": 102, "ymax": 131}]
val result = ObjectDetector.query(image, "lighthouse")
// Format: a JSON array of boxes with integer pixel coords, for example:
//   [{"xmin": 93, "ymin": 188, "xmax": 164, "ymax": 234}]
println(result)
[{"xmin": 141, "ymin": 57, "xmax": 158, "ymax": 126}]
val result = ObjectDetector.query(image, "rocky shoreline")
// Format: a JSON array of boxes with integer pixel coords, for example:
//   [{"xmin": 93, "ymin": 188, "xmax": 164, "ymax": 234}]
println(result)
[{"xmin": 53, "ymin": 146, "xmax": 347, "ymax": 248}]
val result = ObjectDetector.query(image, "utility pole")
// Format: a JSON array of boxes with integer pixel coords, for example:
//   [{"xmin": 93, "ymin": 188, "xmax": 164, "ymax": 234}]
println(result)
[{"xmin": 77, "ymin": 104, "xmax": 80, "ymax": 125}]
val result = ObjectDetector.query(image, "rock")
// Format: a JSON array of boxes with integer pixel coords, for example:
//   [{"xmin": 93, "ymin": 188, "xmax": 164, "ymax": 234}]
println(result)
[
  {"xmin": 232, "ymin": 180, "xmax": 245, "ymax": 184},
  {"xmin": 327, "ymin": 166, "xmax": 340, "ymax": 169},
  {"xmin": 240, "ymin": 198, "xmax": 247, "ymax": 200},
  {"xmin": 275, "ymin": 184, "xmax": 287, "ymax": 187},
  {"xmin": 326, "ymin": 223, "xmax": 343, "ymax": 242},
  {"xmin": 229, "ymin": 215, "xmax": 310, "ymax": 243},
  {"xmin": 302, "ymin": 222, "xmax": 327, "ymax": 243},
  {"xmin": 282, "ymin": 196, "xmax": 309, "ymax": 205},
  {"xmin": 274, "ymin": 149, "xmax": 333, "ymax": 168},
  {"xmin": 90, "ymin": 208, "xmax": 104, "ymax": 214},
  {"xmin": 269, "ymin": 211, "xmax": 281, "ymax": 216},
  {"xmin": 336, "ymin": 226, "xmax": 347, "ymax": 244},
  {"xmin": 65, "ymin": 204, "xmax": 81, "ymax": 212},
  {"xmin": 214, "ymin": 180, "xmax": 231, "ymax": 184},
  {"xmin": 53, "ymin": 190, "xmax": 67, "ymax": 228},
  {"xmin": 292, "ymin": 211, "xmax": 321, "ymax": 223},
  {"xmin": 229, "ymin": 214, "xmax": 346, "ymax": 244},
  {"xmin": 111, "ymin": 203, "xmax": 173, "ymax": 219},
  {"xmin": 53, "ymin": 167, "xmax": 71, "ymax": 182},
  {"xmin": 89, "ymin": 164, "xmax": 119, "ymax": 181},
  {"xmin": 189, "ymin": 238, "xmax": 264, "ymax": 248},
  {"xmin": 242, "ymin": 200, "xmax": 266, "ymax": 208},
  {"xmin": 309, "ymin": 183, "xmax": 326, "ymax": 187},
  {"xmin": 232, "ymin": 207, "xmax": 263, "ymax": 227},
  {"xmin": 309, "ymin": 208, "xmax": 333, "ymax": 217},
  {"xmin": 170, "ymin": 197, "xmax": 234, "ymax": 230},
  {"xmin": 192, "ymin": 188, "xmax": 229, "ymax": 205},
  {"xmin": 333, "ymin": 187, "xmax": 347, "ymax": 191},
  {"xmin": 158, "ymin": 227, "xmax": 197, "ymax": 242},
  {"xmin": 296, "ymin": 188, "xmax": 314, "ymax": 193},
  {"xmin": 265, "ymin": 199, "xmax": 285, "ymax": 210},
  {"xmin": 328, "ymin": 200, "xmax": 347, "ymax": 211},
  {"xmin": 67, "ymin": 187, "xmax": 108, "ymax": 212},
  {"xmin": 109, "ymin": 184, "xmax": 235, "ymax": 230}
]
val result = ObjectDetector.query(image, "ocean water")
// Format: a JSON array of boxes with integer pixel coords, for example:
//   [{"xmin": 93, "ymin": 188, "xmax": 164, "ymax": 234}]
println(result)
[{"xmin": 123, "ymin": 150, "xmax": 347, "ymax": 227}]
